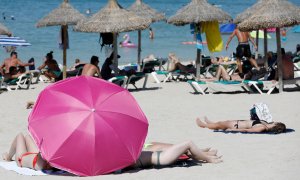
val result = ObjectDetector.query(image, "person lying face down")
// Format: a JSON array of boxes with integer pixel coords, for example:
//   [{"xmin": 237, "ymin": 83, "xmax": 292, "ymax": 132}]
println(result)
[{"xmin": 196, "ymin": 116, "xmax": 286, "ymax": 134}]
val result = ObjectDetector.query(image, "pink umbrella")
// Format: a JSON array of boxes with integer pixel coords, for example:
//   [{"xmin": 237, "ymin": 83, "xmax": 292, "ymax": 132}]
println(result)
[{"xmin": 28, "ymin": 76, "xmax": 148, "ymax": 176}]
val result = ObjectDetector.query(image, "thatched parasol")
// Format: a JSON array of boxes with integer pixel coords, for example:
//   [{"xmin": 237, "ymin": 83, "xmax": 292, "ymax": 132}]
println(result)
[
  {"xmin": 168, "ymin": 0, "xmax": 231, "ymax": 79},
  {"xmin": 36, "ymin": 0, "xmax": 86, "ymax": 79},
  {"xmin": 128, "ymin": 0, "xmax": 166, "ymax": 66},
  {"xmin": 0, "ymin": 23, "xmax": 11, "ymax": 36},
  {"xmin": 74, "ymin": 0, "xmax": 151, "ymax": 66},
  {"xmin": 234, "ymin": 0, "xmax": 263, "ymax": 24},
  {"xmin": 238, "ymin": 0, "xmax": 300, "ymax": 92}
]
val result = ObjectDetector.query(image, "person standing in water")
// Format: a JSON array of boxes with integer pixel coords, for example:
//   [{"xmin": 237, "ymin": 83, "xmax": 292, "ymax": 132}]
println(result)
[{"xmin": 149, "ymin": 27, "xmax": 154, "ymax": 39}]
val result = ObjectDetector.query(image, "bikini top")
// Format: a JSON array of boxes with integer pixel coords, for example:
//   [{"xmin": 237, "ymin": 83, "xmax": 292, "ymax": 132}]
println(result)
[{"xmin": 252, "ymin": 120, "xmax": 269, "ymax": 129}]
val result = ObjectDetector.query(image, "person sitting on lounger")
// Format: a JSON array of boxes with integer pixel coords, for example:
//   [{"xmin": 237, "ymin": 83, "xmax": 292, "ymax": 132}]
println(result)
[
  {"xmin": 0, "ymin": 51, "xmax": 34, "ymax": 80},
  {"xmin": 2, "ymin": 133, "xmax": 52, "ymax": 170},
  {"xmin": 168, "ymin": 53, "xmax": 196, "ymax": 74},
  {"xmin": 196, "ymin": 117, "xmax": 286, "ymax": 134},
  {"xmin": 126, "ymin": 140, "xmax": 222, "ymax": 170},
  {"xmin": 82, "ymin": 56, "xmax": 102, "ymax": 78},
  {"xmin": 38, "ymin": 51, "xmax": 62, "ymax": 81}
]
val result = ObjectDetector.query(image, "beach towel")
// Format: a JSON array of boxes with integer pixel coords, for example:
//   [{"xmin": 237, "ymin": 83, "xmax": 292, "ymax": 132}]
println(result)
[
  {"xmin": 0, "ymin": 161, "xmax": 47, "ymax": 176},
  {"xmin": 201, "ymin": 21, "xmax": 223, "ymax": 52}
]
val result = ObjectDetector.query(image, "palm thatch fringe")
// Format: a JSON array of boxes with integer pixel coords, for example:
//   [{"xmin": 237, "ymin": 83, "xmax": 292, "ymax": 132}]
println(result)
[
  {"xmin": 36, "ymin": 0, "xmax": 86, "ymax": 27},
  {"xmin": 74, "ymin": 0, "xmax": 151, "ymax": 33},
  {"xmin": 128, "ymin": 0, "xmax": 166, "ymax": 22},
  {"xmin": 168, "ymin": 0, "xmax": 231, "ymax": 26}
]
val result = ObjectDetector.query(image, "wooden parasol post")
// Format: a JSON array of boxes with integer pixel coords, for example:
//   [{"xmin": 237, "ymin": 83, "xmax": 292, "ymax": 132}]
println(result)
[
  {"xmin": 196, "ymin": 23, "xmax": 202, "ymax": 80},
  {"xmin": 62, "ymin": 25, "xmax": 68, "ymax": 79},
  {"xmin": 276, "ymin": 28, "xmax": 283, "ymax": 92},
  {"xmin": 113, "ymin": 32, "xmax": 118, "ymax": 67},
  {"xmin": 263, "ymin": 29, "xmax": 268, "ymax": 68},
  {"xmin": 137, "ymin": 30, "xmax": 142, "ymax": 71}
]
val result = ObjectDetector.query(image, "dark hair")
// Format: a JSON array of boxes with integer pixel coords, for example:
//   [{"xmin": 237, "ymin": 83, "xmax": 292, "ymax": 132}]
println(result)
[
  {"xmin": 281, "ymin": 48, "xmax": 285, "ymax": 55},
  {"xmin": 90, "ymin": 56, "xmax": 99, "ymax": 65},
  {"xmin": 46, "ymin": 51, "xmax": 53, "ymax": 60},
  {"xmin": 268, "ymin": 122, "xmax": 286, "ymax": 134},
  {"xmin": 296, "ymin": 44, "xmax": 300, "ymax": 52},
  {"xmin": 10, "ymin": 51, "xmax": 17, "ymax": 57}
]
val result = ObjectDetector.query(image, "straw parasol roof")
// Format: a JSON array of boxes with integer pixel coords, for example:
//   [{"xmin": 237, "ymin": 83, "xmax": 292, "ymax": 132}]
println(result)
[
  {"xmin": 168, "ymin": 0, "xmax": 231, "ymax": 26},
  {"xmin": 74, "ymin": 0, "xmax": 151, "ymax": 33},
  {"xmin": 0, "ymin": 23, "xmax": 11, "ymax": 35},
  {"xmin": 36, "ymin": 0, "xmax": 86, "ymax": 27},
  {"xmin": 238, "ymin": 0, "xmax": 300, "ymax": 31},
  {"xmin": 234, "ymin": 0, "xmax": 263, "ymax": 24},
  {"xmin": 128, "ymin": 0, "xmax": 166, "ymax": 22}
]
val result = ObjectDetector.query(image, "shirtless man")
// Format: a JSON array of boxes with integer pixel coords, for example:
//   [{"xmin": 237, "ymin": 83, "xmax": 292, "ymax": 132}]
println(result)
[
  {"xmin": 0, "ymin": 51, "xmax": 33, "ymax": 79},
  {"xmin": 81, "ymin": 56, "xmax": 102, "ymax": 78},
  {"xmin": 225, "ymin": 28, "xmax": 259, "ymax": 77}
]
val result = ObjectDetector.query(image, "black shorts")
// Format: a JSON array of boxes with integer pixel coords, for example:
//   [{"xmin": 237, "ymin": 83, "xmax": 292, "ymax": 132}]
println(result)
[{"xmin": 236, "ymin": 44, "xmax": 251, "ymax": 59}]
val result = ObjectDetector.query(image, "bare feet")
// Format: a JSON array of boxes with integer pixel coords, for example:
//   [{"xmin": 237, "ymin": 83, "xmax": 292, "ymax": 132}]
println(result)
[
  {"xmin": 2, "ymin": 152, "xmax": 12, "ymax": 161},
  {"xmin": 196, "ymin": 118, "xmax": 207, "ymax": 128},
  {"xmin": 204, "ymin": 116, "xmax": 213, "ymax": 124}
]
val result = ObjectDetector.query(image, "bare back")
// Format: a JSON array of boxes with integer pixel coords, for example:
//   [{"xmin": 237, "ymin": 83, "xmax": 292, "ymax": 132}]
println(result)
[
  {"xmin": 82, "ymin": 64, "xmax": 101, "ymax": 77},
  {"xmin": 234, "ymin": 29, "xmax": 250, "ymax": 43}
]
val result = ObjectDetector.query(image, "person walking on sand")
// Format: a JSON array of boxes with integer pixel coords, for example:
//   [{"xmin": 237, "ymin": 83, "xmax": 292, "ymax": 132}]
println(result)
[
  {"xmin": 225, "ymin": 27, "xmax": 260, "ymax": 78},
  {"xmin": 81, "ymin": 56, "xmax": 102, "ymax": 78}
]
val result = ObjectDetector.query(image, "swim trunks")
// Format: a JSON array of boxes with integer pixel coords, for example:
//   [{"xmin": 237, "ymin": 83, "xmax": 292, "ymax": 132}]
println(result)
[{"xmin": 236, "ymin": 43, "xmax": 252, "ymax": 59}]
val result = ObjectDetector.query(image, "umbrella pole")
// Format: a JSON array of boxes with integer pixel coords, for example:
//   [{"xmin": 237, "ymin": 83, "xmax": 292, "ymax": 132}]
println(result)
[
  {"xmin": 255, "ymin": 30, "xmax": 259, "ymax": 59},
  {"xmin": 62, "ymin": 25, "xmax": 68, "ymax": 79},
  {"xmin": 196, "ymin": 23, "xmax": 202, "ymax": 80},
  {"xmin": 113, "ymin": 32, "xmax": 118, "ymax": 67},
  {"xmin": 276, "ymin": 28, "xmax": 283, "ymax": 93},
  {"xmin": 263, "ymin": 29, "xmax": 268, "ymax": 68},
  {"xmin": 137, "ymin": 30, "xmax": 141, "ymax": 71}
]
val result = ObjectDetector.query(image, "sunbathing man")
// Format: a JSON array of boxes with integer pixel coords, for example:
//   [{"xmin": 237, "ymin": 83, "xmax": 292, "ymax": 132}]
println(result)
[
  {"xmin": 0, "ymin": 51, "xmax": 33, "ymax": 80},
  {"xmin": 196, "ymin": 117, "xmax": 286, "ymax": 134},
  {"xmin": 225, "ymin": 27, "xmax": 260, "ymax": 77},
  {"xmin": 168, "ymin": 53, "xmax": 196, "ymax": 74},
  {"xmin": 82, "ymin": 56, "xmax": 102, "ymax": 78}
]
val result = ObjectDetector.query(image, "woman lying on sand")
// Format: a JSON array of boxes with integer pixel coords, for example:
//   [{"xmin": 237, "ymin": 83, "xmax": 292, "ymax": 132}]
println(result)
[
  {"xmin": 2, "ymin": 133, "xmax": 222, "ymax": 171},
  {"xmin": 196, "ymin": 117, "xmax": 286, "ymax": 134},
  {"xmin": 129, "ymin": 141, "xmax": 222, "ymax": 169}
]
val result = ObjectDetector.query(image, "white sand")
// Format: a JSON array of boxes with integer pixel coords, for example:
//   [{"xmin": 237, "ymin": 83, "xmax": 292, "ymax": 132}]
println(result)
[{"xmin": 0, "ymin": 78, "xmax": 300, "ymax": 180}]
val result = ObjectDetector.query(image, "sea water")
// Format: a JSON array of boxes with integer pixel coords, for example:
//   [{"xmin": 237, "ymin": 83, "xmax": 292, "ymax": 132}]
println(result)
[{"xmin": 0, "ymin": 0, "xmax": 299, "ymax": 67}]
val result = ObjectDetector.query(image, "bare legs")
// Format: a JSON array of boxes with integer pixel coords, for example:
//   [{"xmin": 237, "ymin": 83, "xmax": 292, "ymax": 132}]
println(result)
[
  {"xmin": 154, "ymin": 141, "xmax": 222, "ymax": 166},
  {"xmin": 196, "ymin": 117, "xmax": 234, "ymax": 130},
  {"xmin": 2, "ymin": 133, "xmax": 39, "ymax": 168},
  {"xmin": 215, "ymin": 65, "xmax": 231, "ymax": 81}
]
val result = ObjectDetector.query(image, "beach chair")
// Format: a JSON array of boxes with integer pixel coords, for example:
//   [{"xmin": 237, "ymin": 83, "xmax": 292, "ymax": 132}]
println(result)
[
  {"xmin": 30, "ymin": 70, "xmax": 44, "ymax": 84},
  {"xmin": 125, "ymin": 72, "xmax": 149, "ymax": 90},
  {"xmin": 243, "ymin": 80, "xmax": 278, "ymax": 95},
  {"xmin": 0, "ymin": 76, "xmax": 12, "ymax": 91},
  {"xmin": 188, "ymin": 80, "xmax": 249, "ymax": 95},
  {"xmin": 5, "ymin": 73, "xmax": 33, "ymax": 90},
  {"xmin": 108, "ymin": 76, "xmax": 128, "ymax": 88}
]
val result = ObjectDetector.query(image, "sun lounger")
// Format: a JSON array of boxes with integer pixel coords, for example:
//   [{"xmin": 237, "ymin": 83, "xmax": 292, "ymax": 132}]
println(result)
[
  {"xmin": 187, "ymin": 80, "xmax": 208, "ymax": 95},
  {"xmin": 4, "ymin": 73, "xmax": 33, "ymax": 91},
  {"xmin": 108, "ymin": 76, "xmax": 128, "ymax": 88},
  {"xmin": 0, "ymin": 76, "xmax": 12, "ymax": 91},
  {"xmin": 125, "ymin": 72, "xmax": 149, "ymax": 90},
  {"xmin": 29, "ymin": 70, "xmax": 44, "ymax": 84},
  {"xmin": 243, "ymin": 80, "xmax": 278, "ymax": 95}
]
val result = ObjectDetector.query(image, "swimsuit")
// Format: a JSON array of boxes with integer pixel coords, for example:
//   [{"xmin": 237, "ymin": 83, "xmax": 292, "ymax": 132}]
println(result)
[
  {"xmin": 236, "ymin": 42, "xmax": 252, "ymax": 59},
  {"xmin": 234, "ymin": 120, "xmax": 268, "ymax": 129},
  {"xmin": 51, "ymin": 70, "xmax": 62, "ymax": 78},
  {"xmin": 18, "ymin": 152, "xmax": 39, "ymax": 169}
]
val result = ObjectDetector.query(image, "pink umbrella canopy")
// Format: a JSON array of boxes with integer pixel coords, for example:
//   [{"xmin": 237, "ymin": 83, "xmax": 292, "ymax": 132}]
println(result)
[{"xmin": 28, "ymin": 76, "xmax": 148, "ymax": 176}]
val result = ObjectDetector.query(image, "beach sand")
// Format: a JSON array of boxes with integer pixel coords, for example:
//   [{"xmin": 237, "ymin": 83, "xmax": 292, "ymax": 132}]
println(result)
[{"xmin": 0, "ymin": 77, "xmax": 300, "ymax": 180}]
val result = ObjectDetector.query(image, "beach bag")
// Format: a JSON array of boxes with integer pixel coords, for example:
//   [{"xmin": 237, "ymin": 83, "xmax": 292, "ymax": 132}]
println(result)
[
  {"xmin": 250, "ymin": 103, "xmax": 273, "ymax": 123},
  {"xmin": 100, "ymin": 33, "xmax": 113, "ymax": 51}
]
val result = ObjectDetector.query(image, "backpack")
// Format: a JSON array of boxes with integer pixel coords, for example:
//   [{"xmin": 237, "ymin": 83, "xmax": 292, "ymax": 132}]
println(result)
[
  {"xmin": 99, "ymin": 33, "xmax": 113, "ymax": 50},
  {"xmin": 250, "ymin": 103, "xmax": 273, "ymax": 123}
]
